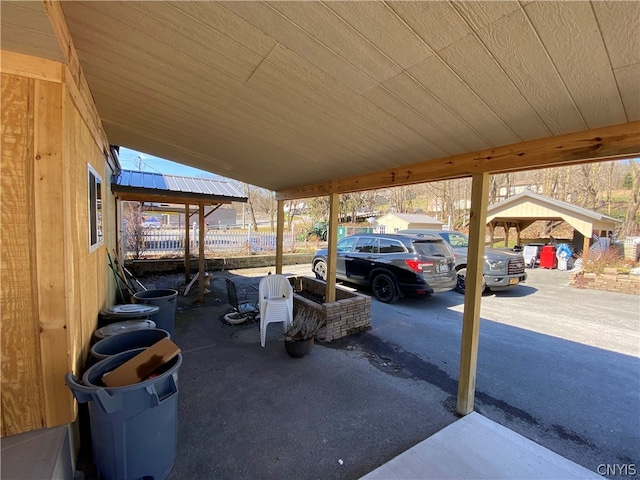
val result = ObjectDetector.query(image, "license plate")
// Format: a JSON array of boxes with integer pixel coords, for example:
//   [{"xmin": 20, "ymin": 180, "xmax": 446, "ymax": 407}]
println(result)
[
  {"xmin": 509, "ymin": 278, "xmax": 519, "ymax": 285},
  {"xmin": 438, "ymin": 264, "xmax": 449, "ymax": 273}
]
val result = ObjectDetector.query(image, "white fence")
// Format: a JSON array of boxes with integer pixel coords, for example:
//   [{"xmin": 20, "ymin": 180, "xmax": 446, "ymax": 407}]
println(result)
[{"xmin": 125, "ymin": 229, "xmax": 296, "ymax": 256}]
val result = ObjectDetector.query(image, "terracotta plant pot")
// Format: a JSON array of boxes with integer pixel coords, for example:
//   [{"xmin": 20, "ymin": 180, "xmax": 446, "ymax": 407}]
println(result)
[{"xmin": 284, "ymin": 338, "xmax": 314, "ymax": 358}]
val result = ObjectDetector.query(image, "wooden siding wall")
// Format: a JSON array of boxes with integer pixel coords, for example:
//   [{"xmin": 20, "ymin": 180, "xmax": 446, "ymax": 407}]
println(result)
[
  {"xmin": 377, "ymin": 215, "xmax": 410, "ymax": 233},
  {"xmin": 1, "ymin": 51, "xmax": 114, "ymax": 437}
]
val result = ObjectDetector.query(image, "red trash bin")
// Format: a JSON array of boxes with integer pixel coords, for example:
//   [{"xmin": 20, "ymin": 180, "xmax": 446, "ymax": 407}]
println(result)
[{"xmin": 539, "ymin": 245, "xmax": 557, "ymax": 269}]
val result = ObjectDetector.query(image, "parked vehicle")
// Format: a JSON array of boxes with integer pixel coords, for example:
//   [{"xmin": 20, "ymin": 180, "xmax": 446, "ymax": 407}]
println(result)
[
  {"xmin": 398, "ymin": 229, "xmax": 527, "ymax": 294},
  {"xmin": 312, "ymin": 233, "xmax": 456, "ymax": 303}
]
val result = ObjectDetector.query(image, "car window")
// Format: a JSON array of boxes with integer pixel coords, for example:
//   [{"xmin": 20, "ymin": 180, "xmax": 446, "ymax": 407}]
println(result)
[
  {"xmin": 379, "ymin": 238, "xmax": 405, "ymax": 254},
  {"xmin": 441, "ymin": 232, "xmax": 469, "ymax": 247},
  {"xmin": 354, "ymin": 237, "xmax": 379, "ymax": 254},
  {"xmin": 413, "ymin": 240, "xmax": 451, "ymax": 257},
  {"xmin": 337, "ymin": 237, "xmax": 356, "ymax": 253}
]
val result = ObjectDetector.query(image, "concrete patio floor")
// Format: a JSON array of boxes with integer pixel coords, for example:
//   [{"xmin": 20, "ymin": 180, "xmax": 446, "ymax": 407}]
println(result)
[
  {"xmin": 74, "ymin": 267, "xmax": 601, "ymax": 479},
  {"xmin": 166, "ymin": 270, "xmax": 457, "ymax": 479}
]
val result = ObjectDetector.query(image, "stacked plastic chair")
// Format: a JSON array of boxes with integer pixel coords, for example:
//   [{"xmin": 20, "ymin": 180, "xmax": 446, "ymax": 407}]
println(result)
[{"xmin": 258, "ymin": 274, "xmax": 293, "ymax": 347}]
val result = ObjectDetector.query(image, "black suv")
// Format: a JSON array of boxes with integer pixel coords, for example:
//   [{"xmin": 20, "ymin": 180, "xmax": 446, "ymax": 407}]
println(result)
[{"xmin": 312, "ymin": 233, "xmax": 456, "ymax": 303}]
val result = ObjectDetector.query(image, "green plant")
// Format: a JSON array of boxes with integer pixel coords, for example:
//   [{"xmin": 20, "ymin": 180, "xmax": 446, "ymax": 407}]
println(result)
[
  {"xmin": 580, "ymin": 247, "xmax": 636, "ymax": 274},
  {"xmin": 285, "ymin": 304, "xmax": 324, "ymax": 341}
]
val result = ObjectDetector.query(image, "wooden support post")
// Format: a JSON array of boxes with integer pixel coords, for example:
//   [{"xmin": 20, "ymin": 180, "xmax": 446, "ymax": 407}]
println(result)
[
  {"xmin": 583, "ymin": 231, "xmax": 592, "ymax": 255},
  {"xmin": 489, "ymin": 222, "xmax": 495, "ymax": 248},
  {"xmin": 198, "ymin": 202, "xmax": 205, "ymax": 303},
  {"xmin": 516, "ymin": 223, "xmax": 521, "ymax": 248},
  {"xmin": 184, "ymin": 203, "xmax": 190, "ymax": 284},
  {"xmin": 276, "ymin": 200, "xmax": 284, "ymax": 274},
  {"xmin": 503, "ymin": 221, "xmax": 510, "ymax": 248},
  {"xmin": 457, "ymin": 173, "xmax": 490, "ymax": 416},
  {"xmin": 325, "ymin": 193, "xmax": 339, "ymax": 303}
]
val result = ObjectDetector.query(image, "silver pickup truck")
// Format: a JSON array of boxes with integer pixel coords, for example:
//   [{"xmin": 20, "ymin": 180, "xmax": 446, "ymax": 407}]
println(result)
[{"xmin": 398, "ymin": 229, "xmax": 527, "ymax": 294}]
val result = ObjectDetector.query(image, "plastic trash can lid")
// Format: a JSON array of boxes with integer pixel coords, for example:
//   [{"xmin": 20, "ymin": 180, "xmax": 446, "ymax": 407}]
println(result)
[
  {"xmin": 94, "ymin": 319, "xmax": 157, "ymax": 339},
  {"xmin": 99, "ymin": 304, "xmax": 159, "ymax": 318}
]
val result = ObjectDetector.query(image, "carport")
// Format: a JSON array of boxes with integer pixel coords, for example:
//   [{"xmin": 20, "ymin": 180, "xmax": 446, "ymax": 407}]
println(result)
[
  {"xmin": 2, "ymin": 1, "xmax": 639, "ymax": 478},
  {"xmin": 486, "ymin": 191, "xmax": 622, "ymax": 253},
  {"xmin": 111, "ymin": 169, "xmax": 248, "ymax": 302}
]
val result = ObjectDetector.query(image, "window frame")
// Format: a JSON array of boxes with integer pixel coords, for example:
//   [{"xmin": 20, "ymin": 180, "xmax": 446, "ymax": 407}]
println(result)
[{"xmin": 88, "ymin": 163, "xmax": 103, "ymax": 252}]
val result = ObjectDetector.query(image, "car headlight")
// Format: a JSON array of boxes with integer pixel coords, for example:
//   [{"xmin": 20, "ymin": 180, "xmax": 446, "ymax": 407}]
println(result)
[{"xmin": 487, "ymin": 259, "xmax": 506, "ymax": 271}]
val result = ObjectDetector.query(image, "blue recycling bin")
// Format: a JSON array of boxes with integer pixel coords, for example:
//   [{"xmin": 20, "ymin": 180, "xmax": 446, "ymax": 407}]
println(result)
[{"xmin": 66, "ymin": 348, "xmax": 182, "ymax": 480}]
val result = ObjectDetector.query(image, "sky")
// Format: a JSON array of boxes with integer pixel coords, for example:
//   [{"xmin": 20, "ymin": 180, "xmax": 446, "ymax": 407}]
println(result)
[{"xmin": 118, "ymin": 147, "xmax": 220, "ymax": 179}]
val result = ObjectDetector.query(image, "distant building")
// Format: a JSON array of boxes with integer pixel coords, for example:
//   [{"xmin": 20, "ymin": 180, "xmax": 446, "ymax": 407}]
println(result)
[
  {"xmin": 375, "ymin": 213, "xmax": 443, "ymax": 233},
  {"xmin": 127, "ymin": 201, "xmax": 239, "ymax": 229}
]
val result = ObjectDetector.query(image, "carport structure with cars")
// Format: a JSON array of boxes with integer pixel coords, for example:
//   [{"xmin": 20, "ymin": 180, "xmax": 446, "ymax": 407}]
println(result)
[{"xmin": 1, "ymin": 1, "xmax": 639, "ymax": 477}]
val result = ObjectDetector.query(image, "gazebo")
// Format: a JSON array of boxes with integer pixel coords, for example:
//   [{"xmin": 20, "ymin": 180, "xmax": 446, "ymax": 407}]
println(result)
[{"xmin": 486, "ymin": 191, "xmax": 622, "ymax": 252}]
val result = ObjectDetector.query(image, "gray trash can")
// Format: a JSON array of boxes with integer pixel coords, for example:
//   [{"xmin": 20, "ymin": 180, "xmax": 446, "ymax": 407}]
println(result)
[
  {"xmin": 133, "ymin": 289, "xmax": 178, "ymax": 337},
  {"xmin": 98, "ymin": 304, "xmax": 159, "ymax": 328},
  {"xmin": 90, "ymin": 328, "xmax": 170, "ymax": 361},
  {"xmin": 93, "ymin": 319, "xmax": 157, "ymax": 343},
  {"xmin": 66, "ymin": 348, "xmax": 182, "ymax": 480}
]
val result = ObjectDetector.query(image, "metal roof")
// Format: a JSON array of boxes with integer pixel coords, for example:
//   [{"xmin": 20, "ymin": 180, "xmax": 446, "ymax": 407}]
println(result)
[{"xmin": 112, "ymin": 170, "xmax": 247, "ymax": 204}]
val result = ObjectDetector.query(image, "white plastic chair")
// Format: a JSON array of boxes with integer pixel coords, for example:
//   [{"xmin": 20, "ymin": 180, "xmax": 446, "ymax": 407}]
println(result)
[
  {"xmin": 523, "ymin": 246, "xmax": 539, "ymax": 268},
  {"xmin": 258, "ymin": 274, "xmax": 293, "ymax": 347}
]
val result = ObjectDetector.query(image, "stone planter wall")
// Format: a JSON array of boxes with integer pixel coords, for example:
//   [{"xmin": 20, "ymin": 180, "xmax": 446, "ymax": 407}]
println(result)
[
  {"xmin": 569, "ymin": 268, "xmax": 640, "ymax": 295},
  {"xmin": 289, "ymin": 276, "xmax": 371, "ymax": 342}
]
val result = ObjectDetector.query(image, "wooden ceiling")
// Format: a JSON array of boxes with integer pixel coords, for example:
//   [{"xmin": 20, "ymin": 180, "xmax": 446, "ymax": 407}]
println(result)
[{"xmin": 2, "ymin": 1, "xmax": 639, "ymax": 197}]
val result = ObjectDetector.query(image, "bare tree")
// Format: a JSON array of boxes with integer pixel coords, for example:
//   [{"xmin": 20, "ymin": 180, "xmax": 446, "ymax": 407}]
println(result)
[
  {"xmin": 123, "ymin": 202, "xmax": 146, "ymax": 259},
  {"xmin": 619, "ymin": 159, "xmax": 640, "ymax": 238}
]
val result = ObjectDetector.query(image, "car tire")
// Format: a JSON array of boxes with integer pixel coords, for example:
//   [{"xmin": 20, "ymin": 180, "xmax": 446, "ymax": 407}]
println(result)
[
  {"xmin": 313, "ymin": 260, "xmax": 327, "ymax": 281},
  {"xmin": 455, "ymin": 268, "xmax": 486, "ymax": 294},
  {"xmin": 371, "ymin": 273, "xmax": 399, "ymax": 303}
]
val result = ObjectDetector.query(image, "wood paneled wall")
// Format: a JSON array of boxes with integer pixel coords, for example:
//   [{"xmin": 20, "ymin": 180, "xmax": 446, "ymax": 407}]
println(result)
[{"xmin": 1, "ymin": 51, "xmax": 114, "ymax": 436}]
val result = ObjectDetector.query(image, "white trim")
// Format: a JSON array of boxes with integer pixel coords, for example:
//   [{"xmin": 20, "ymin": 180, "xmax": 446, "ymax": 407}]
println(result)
[{"xmin": 88, "ymin": 163, "xmax": 103, "ymax": 252}]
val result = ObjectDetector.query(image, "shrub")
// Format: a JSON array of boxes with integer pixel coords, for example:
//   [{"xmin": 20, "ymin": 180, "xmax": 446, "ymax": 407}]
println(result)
[{"xmin": 580, "ymin": 247, "xmax": 636, "ymax": 274}]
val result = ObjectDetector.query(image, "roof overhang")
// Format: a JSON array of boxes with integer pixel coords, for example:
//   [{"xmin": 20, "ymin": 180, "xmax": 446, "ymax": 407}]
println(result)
[
  {"xmin": 111, "ymin": 170, "xmax": 248, "ymax": 205},
  {"xmin": 2, "ymin": 1, "xmax": 638, "ymax": 196}
]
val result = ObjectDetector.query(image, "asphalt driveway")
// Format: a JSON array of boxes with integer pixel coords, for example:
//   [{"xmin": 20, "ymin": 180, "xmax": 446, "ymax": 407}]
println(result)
[{"xmin": 361, "ymin": 267, "xmax": 640, "ymax": 479}]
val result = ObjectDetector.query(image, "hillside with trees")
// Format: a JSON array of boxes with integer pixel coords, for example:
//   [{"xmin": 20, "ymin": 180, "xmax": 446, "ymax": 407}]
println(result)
[{"xmin": 241, "ymin": 159, "xmax": 639, "ymax": 240}]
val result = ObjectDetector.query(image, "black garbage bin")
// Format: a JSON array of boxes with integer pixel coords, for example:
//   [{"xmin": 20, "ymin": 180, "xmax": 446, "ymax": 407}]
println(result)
[
  {"xmin": 66, "ymin": 348, "xmax": 182, "ymax": 480},
  {"xmin": 133, "ymin": 289, "xmax": 178, "ymax": 337}
]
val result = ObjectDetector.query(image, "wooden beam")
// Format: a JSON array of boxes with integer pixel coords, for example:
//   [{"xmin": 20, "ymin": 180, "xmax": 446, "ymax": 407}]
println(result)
[
  {"xmin": 582, "ymin": 232, "xmax": 591, "ymax": 255},
  {"xmin": 0, "ymin": 50, "xmax": 62, "ymax": 83},
  {"xmin": 503, "ymin": 222, "xmax": 510, "ymax": 248},
  {"xmin": 276, "ymin": 122, "xmax": 640, "ymax": 200},
  {"xmin": 112, "ymin": 191, "xmax": 235, "ymax": 205},
  {"xmin": 275, "ymin": 200, "xmax": 284, "ymax": 275},
  {"xmin": 41, "ymin": 2, "xmax": 111, "ymax": 156},
  {"xmin": 457, "ymin": 173, "xmax": 490, "ymax": 416},
  {"xmin": 33, "ymin": 79, "xmax": 74, "ymax": 425},
  {"xmin": 198, "ymin": 202, "xmax": 205, "ymax": 303},
  {"xmin": 325, "ymin": 193, "xmax": 339, "ymax": 303}
]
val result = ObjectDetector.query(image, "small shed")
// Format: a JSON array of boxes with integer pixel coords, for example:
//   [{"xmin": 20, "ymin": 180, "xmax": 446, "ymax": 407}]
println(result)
[
  {"xmin": 486, "ymin": 191, "xmax": 621, "ymax": 253},
  {"xmin": 376, "ymin": 213, "xmax": 443, "ymax": 233}
]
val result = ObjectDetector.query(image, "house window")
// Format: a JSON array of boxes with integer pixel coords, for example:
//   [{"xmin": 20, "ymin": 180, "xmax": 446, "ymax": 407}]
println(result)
[
  {"xmin": 88, "ymin": 164, "xmax": 103, "ymax": 251},
  {"xmin": 378, "ymin": 225, "xmax": 386, "ymax": 234}
]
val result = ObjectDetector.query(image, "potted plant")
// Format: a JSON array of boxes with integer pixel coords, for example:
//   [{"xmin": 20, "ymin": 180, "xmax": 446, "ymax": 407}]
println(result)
[{"xmin": 284, "ymin": 304, "xmax": 324, "ymax": 358}]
